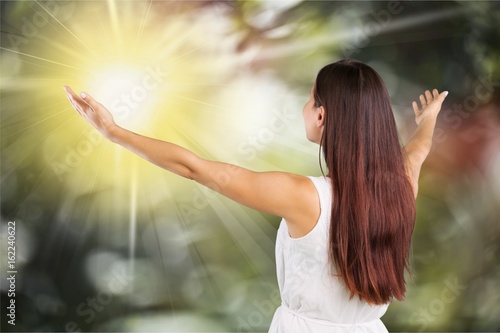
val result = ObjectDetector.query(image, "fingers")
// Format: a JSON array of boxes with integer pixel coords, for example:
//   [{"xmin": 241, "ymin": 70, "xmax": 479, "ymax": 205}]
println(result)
[
  {"xmin": 419, "ymin": 94, "xmax": 426, "ymax": 108},
  {"xmin": 63, "ymin": 86, "xmax": 109, "ymax": 126},
  {"xmin": 78, "ymin": 92, "xmax": 116, "ymax": 128},
  {"xmin": 425, "ymin": 90, "xmax": 433, "ymax": 104},
  {"xmin": 63, "ymin": 86, "xmax": 85, "ymax": 116},
  {"xmin": 63, "ymin": 85, "xmax": 83, "ymax": 104},
  {"xmin": 63, "ymin": 89, "xmax": 79, "ymax": 113},
  {"xmin": 63, "ymin": 86, "xmax": 100, "ymax": 114},
  {"xmin": 412, "ymin": 101, "xmax": 419, "ymax": 114},
  {"xmin": 432, "ymin": 89, "xmax": 439, "ymax": 99},
  {"xmin": 79, "ymin": 91, "xmax": 103, "ymax": 114},
  {"xmin": 415, "ymin": 89, "xmax": 449, "ymax": 108},
  {"xmin": 411, "ymin": 88, "xmax": 449, "ymax": 122},
  {"xmin": 63, "ymin": 85, "xmax": 91, "ymax": 116}
]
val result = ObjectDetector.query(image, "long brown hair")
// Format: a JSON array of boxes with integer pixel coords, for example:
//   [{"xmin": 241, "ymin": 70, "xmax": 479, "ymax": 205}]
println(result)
[{"xmin": 314, "ymin": 59, "xmax": 416, "ymax": 305}]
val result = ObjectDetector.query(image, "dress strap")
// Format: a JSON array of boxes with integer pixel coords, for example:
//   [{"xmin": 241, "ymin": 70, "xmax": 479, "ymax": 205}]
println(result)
[{"xmin": 306, "ymin": 176, "xmax": 332, "ymax": 225}]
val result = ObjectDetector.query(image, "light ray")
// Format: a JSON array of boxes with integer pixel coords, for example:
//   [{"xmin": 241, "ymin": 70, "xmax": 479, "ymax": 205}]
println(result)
[
  {"xmin": 8, "ymin": 137, "xmax": 104, "ymax": 280},
  {"xmin": 129, "ymin": 158, "xmax": 138, "ymax": 280},
  {"xmin": 205, "ymin": 195, "xmax": 275, "ymax": 275},
  {"xmin": 0, "ymin": 47, "xmax": 84, "ymax": 71},
  {"xmin": 142, "ymin": 175, "xmax": 177, "ymax": 315},
  {"xmin": 136, "ymin": 0, "xmax": 153, "ymax": 48},
  {"xmin": 166, "ymin": 35, "xmax": 225, "ymax": 67},
  {"xmin": 35, "ymin": 36, "xmax": 91, "ymax": 64},
  {"xmin": 255, "ymin": 7, "xmax": 468, "ymax": 62},
  {"xmin": 171, "ymin": 82, "xmax": 226, "ymax": 86},
  {"xmin": 62, "ymin": 142, "xmax": 107, "ymax": 282},
  {"xmin": 169, "ymin": 92, "xmax": 232, "ymax": 114},
  {"xmin": 0, "ymin": 113, "xmax": 78, "ymax": 184},
  {"xmin": 374, "ymin": 6, "xmax": 468, "ymax": 35},
  {"xmin": 94, "ymin": 6, "xmax": 109, "ymax": 46},
  {"xmin": 1, "ymin": 79, "xmax": 67, "ymax": 91},
  {"xmin": 2, "ymin": 58, "xmax": 76, "ymax": 79},
  {"xmin": 158, "ymin": 173, "xmax": 228, "ymax": 305},
  {"xmin": 1, "ymin": 102, "xmax": 70, "ymax": 135},
  {"xmin": 215, "ymin": 196, "xmax": 277, "ymax": 251},
  {"xmin": 169, "ymin": 121, "xmax": 216, "ymax": 160},
  {"xmin": 34, "ymin": 0, "xmax": 98, "ymax": 58},
  {"xmin": 106, "ymin": 0, "xmax": 123, "ymax": 51},
  {"xmin": 148, "ymin": 23, "xmax": 200, "ymax": 61},
  {"xmin": 273, "ymin": 134, "xmax": 318, "ymax": 157}
]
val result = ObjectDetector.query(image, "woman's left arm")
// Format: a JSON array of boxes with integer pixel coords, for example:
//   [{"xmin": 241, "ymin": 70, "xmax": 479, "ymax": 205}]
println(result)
[{"xmin": 63, "ymin": 86, "xmax": 319, "ymax": 224}]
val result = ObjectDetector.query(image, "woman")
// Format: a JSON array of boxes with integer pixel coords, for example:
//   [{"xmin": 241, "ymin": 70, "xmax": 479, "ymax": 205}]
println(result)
[{"xmin": 63, "ymin": 59, "xmax": 448, "ymax": 332}]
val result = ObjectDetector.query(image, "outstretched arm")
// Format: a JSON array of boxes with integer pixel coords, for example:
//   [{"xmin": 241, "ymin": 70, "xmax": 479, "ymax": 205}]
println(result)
[
  {"xmin": 403, "ymin": 89, "xmax": 448, "ymax": 197},
  {"xmin": 62, "ymin": 86, "xmax": 319, "ymax": 226}
]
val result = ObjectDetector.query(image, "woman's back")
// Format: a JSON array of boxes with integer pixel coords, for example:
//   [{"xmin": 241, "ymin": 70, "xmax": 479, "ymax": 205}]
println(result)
[{"xmin": 269, "ymin": 176, "xmax": 390, "ymax": 333}]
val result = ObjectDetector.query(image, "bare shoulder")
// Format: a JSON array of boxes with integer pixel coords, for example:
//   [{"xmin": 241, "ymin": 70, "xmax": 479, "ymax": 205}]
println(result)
[
  {"xmin": 284, "ymin": 174, "xmax": 321, "ymax": 238},
  {"xmin": 278, "ymin": 173, "xmax": 319, "ymax": 218}
]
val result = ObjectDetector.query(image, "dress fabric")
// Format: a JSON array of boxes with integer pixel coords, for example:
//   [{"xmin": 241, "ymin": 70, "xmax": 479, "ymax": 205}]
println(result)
[{"xmin": 268, "ymin": 175, "xmax": 391, "ymax": 333}]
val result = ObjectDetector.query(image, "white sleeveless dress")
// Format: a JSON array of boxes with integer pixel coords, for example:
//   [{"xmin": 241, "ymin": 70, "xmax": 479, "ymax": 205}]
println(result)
[{"xmin": 268, "ymin": 176, "xmax": 391, "ymax": 333}]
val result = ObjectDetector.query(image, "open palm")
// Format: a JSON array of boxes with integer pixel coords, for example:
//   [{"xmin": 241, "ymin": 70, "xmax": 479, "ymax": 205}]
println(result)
[
  {"xmin": 412, "ymin": 89, "xmax": 448, "ymax": 125},
  {"xmin": 63, "ymin": 86, "xmax": 118, "ymax": 140}
]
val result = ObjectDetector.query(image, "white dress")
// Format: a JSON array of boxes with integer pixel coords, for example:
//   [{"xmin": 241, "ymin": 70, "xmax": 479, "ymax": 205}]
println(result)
[{"xmin": 268, "ymin": 176, "xmax": 391, "ymax": 333}]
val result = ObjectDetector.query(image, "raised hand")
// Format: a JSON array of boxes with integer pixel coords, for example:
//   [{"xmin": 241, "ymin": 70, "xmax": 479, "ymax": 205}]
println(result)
[
  {"xmin": 63, "ymin": 86, "xmax": 119, "ymax": 141},
  {"xmin": 412, "ymin": 89, "xmax": 448, "ymax": 126}
]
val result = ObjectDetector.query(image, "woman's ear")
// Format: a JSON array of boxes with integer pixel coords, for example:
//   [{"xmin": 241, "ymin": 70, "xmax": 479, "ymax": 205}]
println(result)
[{"xmin": 316, "ymin": 106, "xmax": 326, "ymax": 128}]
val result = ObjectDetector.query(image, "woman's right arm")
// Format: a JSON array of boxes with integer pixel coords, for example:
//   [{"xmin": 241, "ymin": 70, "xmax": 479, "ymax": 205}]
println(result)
[
  {"xmin": 62, "ymin": 86, "xmax": 320, "ymax": 228},
  {"xmin": 403, "ymin": 89, "xmax": 448, "ymax": 198}
]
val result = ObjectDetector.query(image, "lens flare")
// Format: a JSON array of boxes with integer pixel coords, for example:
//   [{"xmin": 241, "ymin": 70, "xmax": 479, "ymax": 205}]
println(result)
[{"xmin": 85, "ymin": 61, "xmax": 160, "ymax": 128}]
